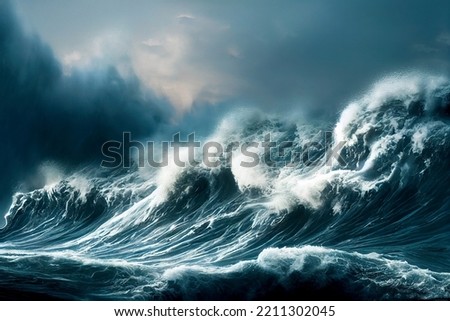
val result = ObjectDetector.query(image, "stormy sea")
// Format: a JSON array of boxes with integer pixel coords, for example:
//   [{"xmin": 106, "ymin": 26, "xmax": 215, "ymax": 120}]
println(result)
[{"xmin": 1, "ymin": 1, "xmax": 450, "ymax": 300}]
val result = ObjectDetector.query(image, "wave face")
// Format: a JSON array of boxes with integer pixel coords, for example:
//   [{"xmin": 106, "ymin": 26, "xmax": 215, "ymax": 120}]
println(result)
[{"xmin": 1, "ymin": 74, "xmax": 450, "ymax": 300}]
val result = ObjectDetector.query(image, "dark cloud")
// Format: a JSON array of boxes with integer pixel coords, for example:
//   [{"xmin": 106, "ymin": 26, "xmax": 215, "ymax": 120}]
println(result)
[
  {"xmin": 0, "ymin": 1, "xmax": 167, "ymax": 213},
  {"xmin": 14, "ymin": 0, "xmax": 450, "ymax": 117}
]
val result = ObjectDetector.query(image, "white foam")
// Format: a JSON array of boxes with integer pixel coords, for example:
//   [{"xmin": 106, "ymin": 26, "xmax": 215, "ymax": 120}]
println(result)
[
  {"xmin": 68, "ymin": 176, "xmax": 91, "ymax": 201},
  {"xmin": 231, "ymin": 154, "xmax": 269, "ymax": 191},
  {"xmin": 411, "ymin": 126, "xmax": 428, "ymax": 154}
]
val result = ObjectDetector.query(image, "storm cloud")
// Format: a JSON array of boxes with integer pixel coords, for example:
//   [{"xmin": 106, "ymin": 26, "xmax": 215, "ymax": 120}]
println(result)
[
  {"xmin": 0, "ymin": 1, "xmax": 166, "ymax": 212},
  {"xmin": 14, "ymin": 0, "xmax": 450, "ymax": 115}
]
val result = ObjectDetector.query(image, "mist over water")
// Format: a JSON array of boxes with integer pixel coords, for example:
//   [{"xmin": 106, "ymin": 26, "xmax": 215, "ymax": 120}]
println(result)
[{"xmin": 1, "ymin": 1, "xmax": 450, "ymax": 300}]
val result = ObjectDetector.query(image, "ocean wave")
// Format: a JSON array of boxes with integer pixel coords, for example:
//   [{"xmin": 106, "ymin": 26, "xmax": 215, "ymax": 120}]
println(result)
[{"xmin": 1, "ymin": 73, "xmax": 450, "ymax": 299}]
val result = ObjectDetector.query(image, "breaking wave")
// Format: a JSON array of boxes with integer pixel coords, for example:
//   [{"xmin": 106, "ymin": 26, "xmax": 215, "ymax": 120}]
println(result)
[{"xmin": 1, "ymin": 73, "xmax": 450, "ymax": 300}]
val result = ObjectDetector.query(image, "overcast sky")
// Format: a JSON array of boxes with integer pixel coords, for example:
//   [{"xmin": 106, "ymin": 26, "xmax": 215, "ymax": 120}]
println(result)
[{"xmin": 12, "ymin": 0, "xmax": 450, "ymax": 117}]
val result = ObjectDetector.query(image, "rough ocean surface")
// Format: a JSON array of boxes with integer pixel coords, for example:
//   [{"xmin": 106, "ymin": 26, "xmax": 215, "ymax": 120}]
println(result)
[
  {"xmin": 1, "ymin": 0, "xmax": 450, "ymax": 300},
  {"xmin": 1, "ymin": 72, "xmax": 450, "ymax": 300}
]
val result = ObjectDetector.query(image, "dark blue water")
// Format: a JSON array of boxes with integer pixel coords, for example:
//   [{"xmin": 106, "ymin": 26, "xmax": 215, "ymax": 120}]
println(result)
[{"xmin": 1, "ymin": 74, "xmax": 450, "ymax": 300}]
